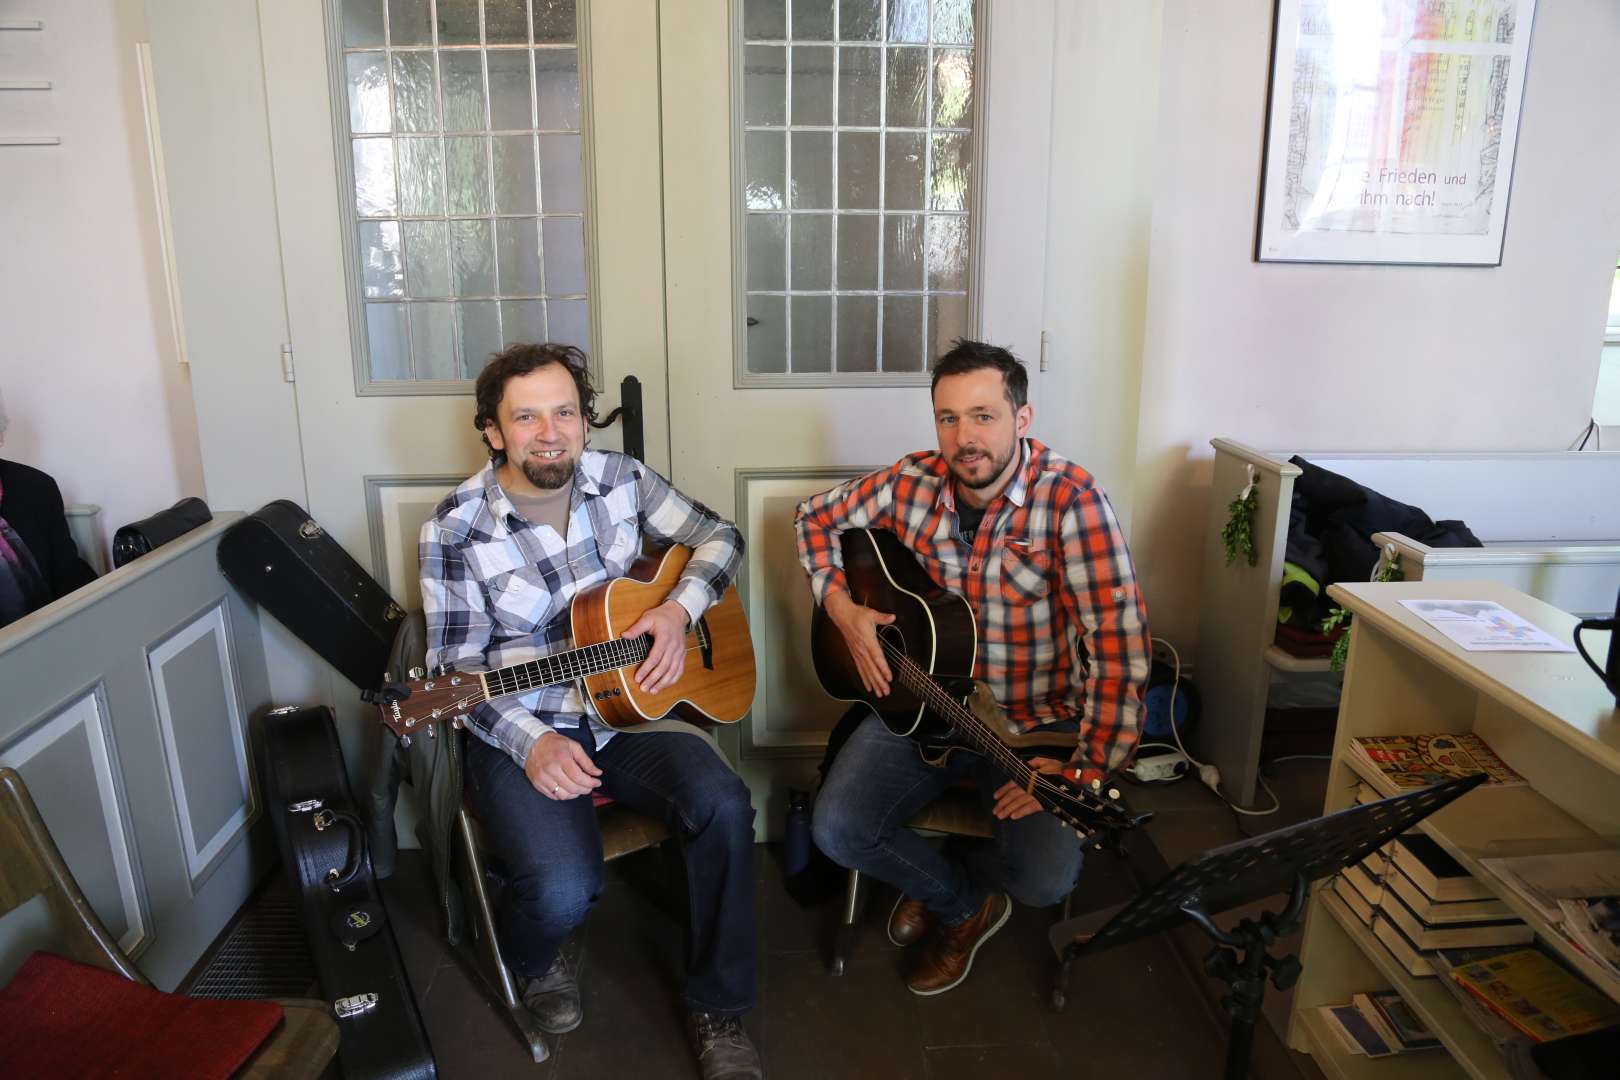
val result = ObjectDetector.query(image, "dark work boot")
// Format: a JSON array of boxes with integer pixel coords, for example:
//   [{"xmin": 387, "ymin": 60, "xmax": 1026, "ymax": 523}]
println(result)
[
  {"xmin": 522, "ymin": 953, "xmax": 582, "ymax": 1034},
  {"xmin": 688, "ymin": 1011, "xmax": 763, "ymax": 1080}
]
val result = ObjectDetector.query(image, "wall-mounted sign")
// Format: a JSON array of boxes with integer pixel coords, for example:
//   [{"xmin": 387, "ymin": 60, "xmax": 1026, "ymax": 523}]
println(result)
[{"xmin": 1257, "ymin": 0, "xmax": 1537, "ymax": 266}]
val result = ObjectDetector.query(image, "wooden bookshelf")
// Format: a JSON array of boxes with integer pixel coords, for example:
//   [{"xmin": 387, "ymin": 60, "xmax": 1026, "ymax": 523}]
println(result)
[{"xmin": 1288, "ymin": 581, "xmax": 1620, "ymax": 1079}]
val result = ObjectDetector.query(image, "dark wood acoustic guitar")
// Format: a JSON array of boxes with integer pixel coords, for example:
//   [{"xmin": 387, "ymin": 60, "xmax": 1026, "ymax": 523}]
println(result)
[
  {"xmin": 376, "ymin": 544, "xmax": 755, "ymax": 740},
  {"xmin": 811, "ymin": 527, "xmax": 1148, "ymax": 842}
]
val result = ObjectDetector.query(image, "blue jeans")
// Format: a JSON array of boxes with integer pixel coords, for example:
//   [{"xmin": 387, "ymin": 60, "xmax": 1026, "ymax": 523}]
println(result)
[
  {"xmin": 812, "ymin": 713, "xmax": 1085, "ymax": 923},
  {"xmin": 464, "ymin": 726, "xmax": 758, "ymax": 1015}
]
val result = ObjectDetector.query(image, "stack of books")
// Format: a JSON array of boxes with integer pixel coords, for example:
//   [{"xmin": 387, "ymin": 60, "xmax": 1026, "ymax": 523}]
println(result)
[
  {"xmin": 1331, "ymin": 783, "xmax": 1532, "ymax": 978},
  {"xmin": 1317, "ymin": 990, "xmax": 1442, "ymax": 1058}
]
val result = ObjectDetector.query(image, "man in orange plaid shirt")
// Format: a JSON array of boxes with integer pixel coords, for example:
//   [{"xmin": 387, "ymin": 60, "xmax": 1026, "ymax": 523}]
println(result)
[{"xmin": 795, "ymin": 339, "xmax": 1151, "ymax": 996}]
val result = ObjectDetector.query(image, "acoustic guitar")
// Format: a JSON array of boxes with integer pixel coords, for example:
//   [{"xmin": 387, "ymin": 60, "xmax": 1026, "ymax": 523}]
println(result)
[
  {"xmin": 376, "ymin": 545, "xmax": 756, "ymax": 740},
  {"xmin": 811, "ymin": 527, "xmax": 1148, "ymax": 841}
]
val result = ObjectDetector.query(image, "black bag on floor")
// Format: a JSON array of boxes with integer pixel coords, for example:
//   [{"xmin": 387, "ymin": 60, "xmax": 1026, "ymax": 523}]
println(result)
[
  {"xmin": 261, "ymin": 704, "xmax": 436, "ymax": 1079},
  {"xmin": 219, "ymin": 500, "xmax": 405, "ymax": 692}
]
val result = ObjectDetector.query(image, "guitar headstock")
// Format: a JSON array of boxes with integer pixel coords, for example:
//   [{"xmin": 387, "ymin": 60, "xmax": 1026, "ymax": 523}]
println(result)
[
  {"xmin": 1039, "ymin": 774, "xmax": 1152, "ymax": 845},
  {"xmin": 372, "ymin": 669, "xmax": 484, "ymax": 739}
]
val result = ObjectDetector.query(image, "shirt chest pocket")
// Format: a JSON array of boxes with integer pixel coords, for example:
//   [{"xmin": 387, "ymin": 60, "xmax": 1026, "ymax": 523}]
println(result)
[
  {"xmin": 595, "ymin": 515, "xmax": 641, "ymax": 577},
  {"xmin": 469, "ymin": 537, "xmax": 552, "ymax": 634},
  {"xmin": 998, "ymin": 545, "xmax": 1053, "ymax": 604}
]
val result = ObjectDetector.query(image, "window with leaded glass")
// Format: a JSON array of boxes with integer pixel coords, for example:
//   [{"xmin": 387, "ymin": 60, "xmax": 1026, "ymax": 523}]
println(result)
[
  {"xmin": 340, "ymin": 0, "xmax": 588, "ymax": 387},
  {"xmin": 741, "ymin": 0, "xmax": 976, "ymax": 380}
]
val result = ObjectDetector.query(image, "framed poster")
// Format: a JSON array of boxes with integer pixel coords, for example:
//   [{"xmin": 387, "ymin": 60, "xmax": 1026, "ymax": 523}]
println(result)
[{"xmin": 1256, "ymin": 0, "xmax": 1538, "ymax": 266}]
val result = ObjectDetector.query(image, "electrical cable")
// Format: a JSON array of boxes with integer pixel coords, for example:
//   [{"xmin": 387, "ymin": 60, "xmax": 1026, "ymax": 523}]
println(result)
[{"xmin": 1152, "ymin": 635, "xmax": 1280, "ymax": 816}]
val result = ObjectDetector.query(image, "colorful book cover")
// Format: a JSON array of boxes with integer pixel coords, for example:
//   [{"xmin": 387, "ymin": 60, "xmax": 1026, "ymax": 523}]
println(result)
[
  {"xmin": 1353, "ymin": 733, "xmax": 1526, "ymax": 789},
  {"xmin": 1450, "ymin": 949, "xmax": 1620, "ymax": 1043}
]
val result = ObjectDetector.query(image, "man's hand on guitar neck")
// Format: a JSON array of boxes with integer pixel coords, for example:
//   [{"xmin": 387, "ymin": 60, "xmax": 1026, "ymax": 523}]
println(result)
[
  {"xmin": 992, "ymin": 760, "xmax": 1109, "ymax": 821},
  {"xmin": 624, "ymin": 599, "xmax": 692, "ymax": 694},
  {"xmin": 526, "ymin": 731, "xmax": 603, "ymax": 800},
  {"xmin": 825, "ymin": 590, "xmax": 897, "ymax": 697}
]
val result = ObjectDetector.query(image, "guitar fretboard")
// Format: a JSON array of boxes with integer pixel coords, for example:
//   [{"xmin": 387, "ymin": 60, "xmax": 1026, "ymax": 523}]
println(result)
[
  {"xmin": 484, "ymin": 636, "xmax": 653, "ymax": 698},
  {"xmin": 481, "ymin": 619, "xmax": 710, "ymax": 700}
]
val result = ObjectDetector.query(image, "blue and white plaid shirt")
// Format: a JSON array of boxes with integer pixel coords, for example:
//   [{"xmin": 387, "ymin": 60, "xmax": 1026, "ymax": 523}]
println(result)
[{"xmin": 419, "ymin": 449, "xmax": 744, "ymax": 767}]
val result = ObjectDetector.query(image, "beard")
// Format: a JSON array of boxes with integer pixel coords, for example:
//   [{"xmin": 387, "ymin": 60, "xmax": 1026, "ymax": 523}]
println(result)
[
  {"xmin": 518, "ymin": 450, "xmax": 575, "ymax": 490},
  {"xmin": 950, "ymin": 442, "xmax": 1017, "ymax": 490}
]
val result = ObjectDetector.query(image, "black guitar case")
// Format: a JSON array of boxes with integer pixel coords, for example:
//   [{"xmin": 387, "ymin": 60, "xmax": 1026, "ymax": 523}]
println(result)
[
  {"xmin": 219, "ymin": 500, "xmax": 405, "ymax": 692},
  {"xmin": 261, "ymin": 704, "xmax": 436, "ymax": 1079}
]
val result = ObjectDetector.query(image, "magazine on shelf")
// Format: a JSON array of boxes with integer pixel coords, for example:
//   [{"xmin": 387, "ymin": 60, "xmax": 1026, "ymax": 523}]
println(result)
[
  {"xmin": 1450, "ymin": 949, "xmax": 1620, "ymax": 1043},
  {"xmin": 1352, "ymin": 990, "xmax": 1442, "ymax": 1052},
  {"xmin": 1319, "ymin": 1004, "xmax": 1394, "ymax": 1057},
  {"xmin": 1478, "ymin": 848, "xmax": 1620, "ymax": 924},
  {"xmin": 1351, "ymin": 732, "xmax": 1526, "ymax": 791}
]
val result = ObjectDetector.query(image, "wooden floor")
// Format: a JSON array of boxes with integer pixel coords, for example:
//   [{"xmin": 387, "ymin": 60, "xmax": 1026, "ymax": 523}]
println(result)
[{"xmin": 381, "ymin": 757, "xmax": 1335, "ymax": 1079}]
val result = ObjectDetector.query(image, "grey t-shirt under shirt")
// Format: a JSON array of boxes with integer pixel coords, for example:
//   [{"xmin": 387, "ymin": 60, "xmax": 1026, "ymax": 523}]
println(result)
[{"xmin": 506, "ymin": 480, "xmax": 573, "ymax": 542}]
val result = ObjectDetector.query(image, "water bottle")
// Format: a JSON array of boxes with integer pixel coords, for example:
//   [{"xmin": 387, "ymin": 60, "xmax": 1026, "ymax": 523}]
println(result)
[{"xmin": 783, "ymin": 789, "xmax": 812, "ymax": 877}]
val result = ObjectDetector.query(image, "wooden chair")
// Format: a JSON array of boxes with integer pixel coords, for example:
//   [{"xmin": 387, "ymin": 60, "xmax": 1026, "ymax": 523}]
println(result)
[{"xmin": 0, "ymin": 767, "xmax": 339, "ymax": 1078}]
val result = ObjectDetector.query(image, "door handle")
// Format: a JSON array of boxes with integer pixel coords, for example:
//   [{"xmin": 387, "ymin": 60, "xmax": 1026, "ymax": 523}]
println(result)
[{"xmin": 590, "ymin": 375, "xmax": 644, "ymax": 463}]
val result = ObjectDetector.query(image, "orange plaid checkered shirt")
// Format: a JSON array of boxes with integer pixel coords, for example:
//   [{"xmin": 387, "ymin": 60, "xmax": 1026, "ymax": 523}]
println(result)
[{"xmin": 794, "ymin": 438, "xmax": 1150, "ymax": 774}]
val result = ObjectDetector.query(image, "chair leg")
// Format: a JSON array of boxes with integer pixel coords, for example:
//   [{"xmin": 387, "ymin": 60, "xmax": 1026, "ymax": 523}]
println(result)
[
  {"xmin": 829, "ymin": 868, "xmax": 863, "ymax": 977},
  {"xmin": 1050, "ymin": 888, "xmax": 1074, "ymax": 1012},
  {"xmin": 453, "ymin": 808, "xmax": 550, "ymax": 1064}
]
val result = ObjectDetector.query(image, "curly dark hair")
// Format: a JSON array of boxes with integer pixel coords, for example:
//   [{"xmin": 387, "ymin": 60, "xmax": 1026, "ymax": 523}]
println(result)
[
  {"xmin": 929, "ymin": 339, "xmax": 1028, "ymax": 410},
  {"xmin": 473, "ymin": 342, "xmax": 598, "ymax": 464}
]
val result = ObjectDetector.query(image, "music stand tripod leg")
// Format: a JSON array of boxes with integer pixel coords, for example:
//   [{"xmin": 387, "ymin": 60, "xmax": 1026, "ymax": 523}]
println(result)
[{"xmin": 1179, "ymin": 873, "xmax": 1307, "ymax": 1080}]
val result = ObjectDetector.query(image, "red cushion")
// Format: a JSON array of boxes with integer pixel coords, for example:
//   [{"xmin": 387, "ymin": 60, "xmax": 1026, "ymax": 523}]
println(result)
[{"xmin": 0, "ymin": 952, "xmax": 284, "ymax": 1080}]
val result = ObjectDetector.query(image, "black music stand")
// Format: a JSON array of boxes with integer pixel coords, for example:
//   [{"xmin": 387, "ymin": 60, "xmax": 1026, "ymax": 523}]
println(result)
[{"xmin": 1048, "ymin": 773, "xmax": 1486, "ymax": 1080}]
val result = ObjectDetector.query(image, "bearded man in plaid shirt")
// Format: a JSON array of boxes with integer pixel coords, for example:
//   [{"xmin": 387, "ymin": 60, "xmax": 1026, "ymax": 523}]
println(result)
[
  {"xmin": 420, "ymin": 343, "xmax": 761, "ymax": 1079},
  {"xmin": 795, "ymin": 339, "xmax": 1151, "ymax": 996}
]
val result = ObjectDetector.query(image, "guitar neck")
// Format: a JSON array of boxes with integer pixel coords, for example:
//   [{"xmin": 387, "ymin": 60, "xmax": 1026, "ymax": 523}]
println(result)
[
  {"xmin": 484, "ymin": 635, "xmax": 653, "ymax": 700},
  {"xmin": 889, "ymin": 658, "xmax": 1039, "ymax": 785}
]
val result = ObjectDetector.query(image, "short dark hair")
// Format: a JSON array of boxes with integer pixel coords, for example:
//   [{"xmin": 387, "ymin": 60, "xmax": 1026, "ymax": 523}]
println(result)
[
  {"xmin": 929, "ymin": 339, "xmax": 1028, "ymax": 410},
  {"xmin": 473, "ymin": 342, "xmax": 598, "ymax": 464}
]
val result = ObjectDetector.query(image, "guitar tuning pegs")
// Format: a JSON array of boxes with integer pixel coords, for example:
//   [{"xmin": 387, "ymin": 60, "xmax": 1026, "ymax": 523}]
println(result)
[
  {"xmin": 1090, "ymin": 778, "xmax": 1102, "ymax": 792},
  {"xmin": 1108, "ymin": 788, "xmax": 1121, "ymax": 801},
  {"xmin": 433, "ymin": 663, "xmax": 449, "ymax": 677},
  {"xmin": 408, "ymin": 666, "xmax": 425, "ymax": 680}
]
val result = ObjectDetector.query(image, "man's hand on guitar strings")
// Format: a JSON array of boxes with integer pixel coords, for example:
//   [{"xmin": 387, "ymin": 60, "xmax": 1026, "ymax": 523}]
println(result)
[
  {"xmin": 624, "ymin": 600, "xmax": 691, "ymax": 693},
  {"xmin": 526, "ymin": 731, "xmax": 603, "ymax": 800},
  {"xmin": 991, "ymin": 757, "xmax": 1065, "ymax": 820},
  {"xmin": 825, "ymin": 590, "xmax": 897, "ymax": 697}
]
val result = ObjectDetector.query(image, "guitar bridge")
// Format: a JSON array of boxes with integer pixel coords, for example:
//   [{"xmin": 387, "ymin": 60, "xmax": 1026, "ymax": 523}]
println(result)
[{"xmin": 695, "ymin": 615, "xmax": 715, "ymax": 671}]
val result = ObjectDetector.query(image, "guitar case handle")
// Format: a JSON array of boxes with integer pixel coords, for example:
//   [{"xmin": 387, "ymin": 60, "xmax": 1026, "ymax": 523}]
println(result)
[{"xmin": 313, "ymin": 808, "xmax": 368, "ymax": 893}]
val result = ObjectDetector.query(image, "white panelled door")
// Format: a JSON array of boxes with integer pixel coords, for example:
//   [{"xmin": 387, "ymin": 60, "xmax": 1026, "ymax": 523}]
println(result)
[{"xmin": 257, "ymin": 0, "xmax": 669, "ymax": 618}]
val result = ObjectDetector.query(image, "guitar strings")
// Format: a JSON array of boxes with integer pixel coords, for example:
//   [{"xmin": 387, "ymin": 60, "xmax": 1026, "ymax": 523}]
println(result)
[
  {"xmin": 874, "ymin": 638, "xmax": 1088, "ymax": 811},
  {"xmin": 428, "ymin": 638, "xmax": 711, "ymax": 714}
]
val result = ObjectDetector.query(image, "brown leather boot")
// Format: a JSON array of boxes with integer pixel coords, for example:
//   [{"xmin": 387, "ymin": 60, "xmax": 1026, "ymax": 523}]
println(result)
[
  {"xmin": 905, "ymin": 893, "xmax": 1010, "ymax": 996},
  {"xmin": 887, "ymin": 894, "xmax": 932, "ymax": 947}
]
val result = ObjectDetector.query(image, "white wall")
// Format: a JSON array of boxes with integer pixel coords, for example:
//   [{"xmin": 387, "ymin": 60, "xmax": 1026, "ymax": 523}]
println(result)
[
  {"xmin": 0, "ymin": 1, "xmax": 202, "ymax": 563},
  {"xmin": 1128, "ymin": 0, "xmax": 1620, "ymax": 657}
]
